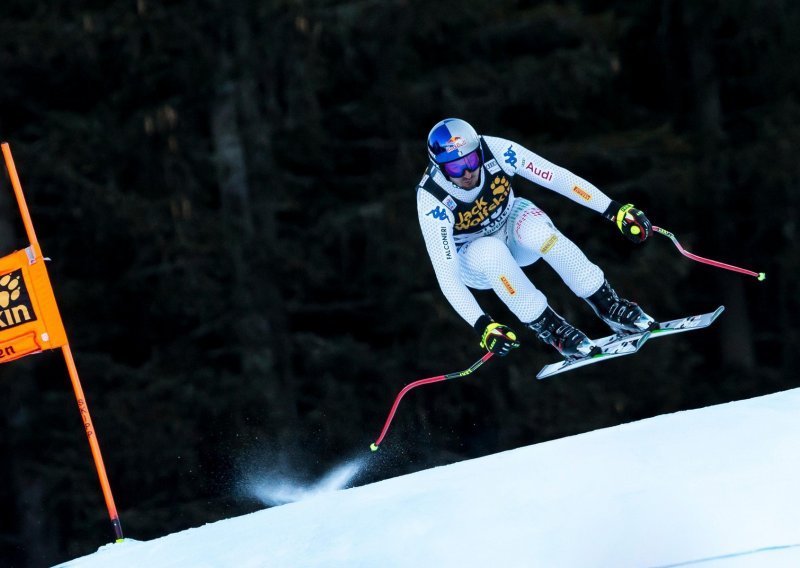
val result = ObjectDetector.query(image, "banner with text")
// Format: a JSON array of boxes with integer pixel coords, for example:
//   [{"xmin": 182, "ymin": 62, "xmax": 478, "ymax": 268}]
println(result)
[{"xmin": 0, "ymin": 245, "xmax": 67, "ymax": 363}]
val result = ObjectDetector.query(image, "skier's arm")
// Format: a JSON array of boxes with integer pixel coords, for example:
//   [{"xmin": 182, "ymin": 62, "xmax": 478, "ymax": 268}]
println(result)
[
  {"xmin": 416, "ymin": 189, "xmax": 520, "ymax": 355},
  {"xmin": 416, "ymin": 188, "xmax": 485, "ymax": 328},
  {"xmin": 483, "ymin": 135, "xmax": 651, "ymax": 242},
  {"xmin": 483, "ymin": 136, "xmax": 614, "ymax": 213}
]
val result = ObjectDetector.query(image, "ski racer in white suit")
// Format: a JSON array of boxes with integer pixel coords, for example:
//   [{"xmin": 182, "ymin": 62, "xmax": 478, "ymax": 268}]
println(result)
[{"xmin": 417, "ymin": 118, "xmax": 656, "ymax": 358}]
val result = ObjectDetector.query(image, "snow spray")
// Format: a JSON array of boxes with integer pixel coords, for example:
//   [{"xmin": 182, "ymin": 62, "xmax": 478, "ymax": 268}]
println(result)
[{"xmin": 246, "ymin": 457, "xmax": 367, "ymax": 506}]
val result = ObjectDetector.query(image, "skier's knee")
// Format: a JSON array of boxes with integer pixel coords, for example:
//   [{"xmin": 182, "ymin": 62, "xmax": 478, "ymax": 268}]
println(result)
[
  {"xmin": 522, "ymin": 224, "xmax": 561, "ymax": 255},
  {"xmin": 466, "ymin": 237, "xmax": 511, "ymax": 260}
]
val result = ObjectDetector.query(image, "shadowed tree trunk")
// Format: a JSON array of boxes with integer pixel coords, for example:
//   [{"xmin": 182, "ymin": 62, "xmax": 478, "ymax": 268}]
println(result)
[{"xmin": 210, "ymin": 4, "xmax": 296, "ymax": 439}]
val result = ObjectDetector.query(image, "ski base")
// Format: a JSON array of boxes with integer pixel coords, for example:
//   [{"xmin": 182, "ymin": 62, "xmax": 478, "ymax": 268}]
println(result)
[{"xmin": 535, "ymin": 306, "xmax": 725, "ymax": 380}]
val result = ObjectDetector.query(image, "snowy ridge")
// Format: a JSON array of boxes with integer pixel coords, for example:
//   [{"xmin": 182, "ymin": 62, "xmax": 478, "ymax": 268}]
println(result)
[{"xmin": 58, "ymin": 389, "xmax": 800, "ymax": 568}]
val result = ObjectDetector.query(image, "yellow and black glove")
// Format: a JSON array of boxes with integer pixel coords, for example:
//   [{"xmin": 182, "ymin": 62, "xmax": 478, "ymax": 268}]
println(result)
[
  {"xmin": 474, "ymin": 315, "xmax": 520, "ymax": 356},
  {"xmin": 604, "ymin": 201, "xmax": 652, "ymax": 243}
]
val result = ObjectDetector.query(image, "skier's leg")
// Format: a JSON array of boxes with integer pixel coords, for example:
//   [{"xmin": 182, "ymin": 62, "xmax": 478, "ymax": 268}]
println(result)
[
  {"xmin": 460, "ymin": 235, "xmax": 595, "ymax": 357},
  {"xmin": 508, "ymin": 199, "xmax": 654, "ymax": 333},
  {"xmin": 458, "ymin": 235, "xmax": 548, "ymax": 323},
  {"xmin": 507, "ymin": 199, "xmax": 604, "ymax": 298}
]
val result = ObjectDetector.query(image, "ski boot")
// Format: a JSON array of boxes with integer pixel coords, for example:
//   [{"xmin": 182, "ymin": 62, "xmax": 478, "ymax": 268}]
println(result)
[
  {"xmin": 584, "ymin": 279, "xmax": 656, "ymax": 335},
  {"xmin": 527, "ymin": 306, "xmax": 598, "ymax": 359}
]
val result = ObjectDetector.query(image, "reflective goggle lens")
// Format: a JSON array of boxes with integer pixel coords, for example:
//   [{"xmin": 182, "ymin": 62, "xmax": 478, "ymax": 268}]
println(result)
[{"xmin": 442, "ymin": 150, "xmax": 482, "ymax": 178}]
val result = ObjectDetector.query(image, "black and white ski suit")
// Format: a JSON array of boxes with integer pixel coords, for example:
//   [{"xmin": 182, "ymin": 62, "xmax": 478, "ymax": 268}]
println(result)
[{"xmin": 416, "ymin": 135, "xmax": 614, "ymax": 329}]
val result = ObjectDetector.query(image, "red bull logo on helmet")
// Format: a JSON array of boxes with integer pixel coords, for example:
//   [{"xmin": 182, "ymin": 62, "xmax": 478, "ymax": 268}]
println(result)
[{"xmin": 444, "ymin": 136, "xmax": 467, "ymax": 154}]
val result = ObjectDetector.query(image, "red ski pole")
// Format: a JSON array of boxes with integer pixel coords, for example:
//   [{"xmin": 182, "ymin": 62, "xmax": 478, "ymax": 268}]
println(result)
[
  {"xmin": 370, "ymin": 351, "xmax": 495, "ymax": 451},
  {"xmin": 652, "ymin": 226, "xmax": 766, "ymax": 281}
]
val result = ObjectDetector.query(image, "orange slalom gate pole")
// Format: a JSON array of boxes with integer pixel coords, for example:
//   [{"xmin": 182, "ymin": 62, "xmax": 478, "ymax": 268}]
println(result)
[
  {"xmin": 1, "ymin": 142, "xmax": 124, "ymax": 542},
  {"xmin": 1, "ymin": 143, "xmax": 38, "ymax": 247},
  {"xmin": 62, "ymin": 342, "xmax": 123, "ymax": 541}
]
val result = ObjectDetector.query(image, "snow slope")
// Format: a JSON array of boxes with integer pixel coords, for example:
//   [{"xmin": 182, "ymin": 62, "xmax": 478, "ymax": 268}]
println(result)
[{"xmin": 57, "ymin": 388, "xmax": 800, "ymax": 568}]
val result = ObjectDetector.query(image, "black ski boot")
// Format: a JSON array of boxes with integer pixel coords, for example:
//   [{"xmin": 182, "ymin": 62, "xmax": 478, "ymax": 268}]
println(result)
[
  {"xmin": 584, "ymin": 279, "xmax": 656, "ymax": 334},
  {"xmin": 527, "ymin": 307, "xmax": 598, "ymax": 359}
]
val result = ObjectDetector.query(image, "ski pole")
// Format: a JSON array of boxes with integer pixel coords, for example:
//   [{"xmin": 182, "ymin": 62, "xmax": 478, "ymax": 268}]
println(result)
[
  {"xmin": 652, "ymin": 226, "xmax": 766, "ymax": 281},
  {"xmin": 370, "ymin": 351, "xmax": 495, "ymax": 451}
]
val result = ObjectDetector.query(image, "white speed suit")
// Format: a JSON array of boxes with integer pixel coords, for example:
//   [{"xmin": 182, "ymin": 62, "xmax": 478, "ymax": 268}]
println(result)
[{"xmin": 416, "ymin": 135, "xmax": 613, "ymax": 329}]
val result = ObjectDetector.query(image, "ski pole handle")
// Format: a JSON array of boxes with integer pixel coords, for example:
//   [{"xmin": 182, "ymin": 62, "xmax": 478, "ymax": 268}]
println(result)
[
  {"xmin": 370, "ymin": 351, "xmax": 495, "ymax": 451},
  {"xmin": 652, "ymin": 226, "xmax": 766, "ymax": 281}
]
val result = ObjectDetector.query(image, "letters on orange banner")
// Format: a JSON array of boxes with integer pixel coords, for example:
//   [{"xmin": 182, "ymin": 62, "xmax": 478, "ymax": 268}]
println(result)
[{"xmin": 0, "ymin": 245, "xmax": 67, "ymax": 363}]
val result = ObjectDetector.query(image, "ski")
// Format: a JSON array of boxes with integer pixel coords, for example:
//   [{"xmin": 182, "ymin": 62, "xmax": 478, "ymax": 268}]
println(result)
[
  {"xmin": 647, "ymin": 305, "xmax": 725, "ymax": 340},
  {"xmin": 535, "ymin": 306, "xmax": 725, "ymax": 380},
  {"xmin": 536, "ymin": 331, "xmax": 651, "ymax": 379}
]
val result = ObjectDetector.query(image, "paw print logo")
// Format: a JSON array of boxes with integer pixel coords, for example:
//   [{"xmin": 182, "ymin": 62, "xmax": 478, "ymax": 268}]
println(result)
[
  {"xmin": 491, "ymin": 176, "xmax": 509, "ymax": 196},
  {"xmin": 0, "ymin": 273, "xmax": 22, "ymax": 308}
]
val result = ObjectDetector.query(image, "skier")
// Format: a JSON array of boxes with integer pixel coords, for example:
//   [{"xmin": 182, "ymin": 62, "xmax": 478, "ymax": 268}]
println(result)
[{"xmin": 417, "ymin": 118, "xmax": 657, "ymax": 359}]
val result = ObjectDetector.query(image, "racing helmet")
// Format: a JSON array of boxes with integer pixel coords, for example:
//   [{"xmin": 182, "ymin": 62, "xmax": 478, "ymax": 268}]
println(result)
[{"xmin": 426, "ymin": 118, "xmax": 482, "ymax": 165}]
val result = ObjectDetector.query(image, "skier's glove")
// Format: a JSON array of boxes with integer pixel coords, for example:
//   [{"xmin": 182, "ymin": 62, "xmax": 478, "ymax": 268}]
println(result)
[
  {"xmin": 605, "ymin": 201, "xmax": 652, "ymax": 243},
  {"xmin": 475, "ymin": 315, "xmax": 520, "ymax": 356}
]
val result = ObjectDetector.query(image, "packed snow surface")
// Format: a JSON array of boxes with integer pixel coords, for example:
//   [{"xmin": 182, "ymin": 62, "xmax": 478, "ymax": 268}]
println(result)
[{"xmin": 58, "ymin": 388, "xmax": 800, "ymax": 568}]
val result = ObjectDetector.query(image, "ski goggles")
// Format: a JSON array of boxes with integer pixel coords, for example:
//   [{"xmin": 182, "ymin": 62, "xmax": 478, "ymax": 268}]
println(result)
[{"xmin": 441, "ymin": 149, "xmax": 482, "ymax": 178}]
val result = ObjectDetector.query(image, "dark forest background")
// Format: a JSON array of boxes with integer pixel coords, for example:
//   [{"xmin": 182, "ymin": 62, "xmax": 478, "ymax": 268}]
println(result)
[{"xmin": 0, "ymin": 1, "xmax": 798, "ymax": 566}]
